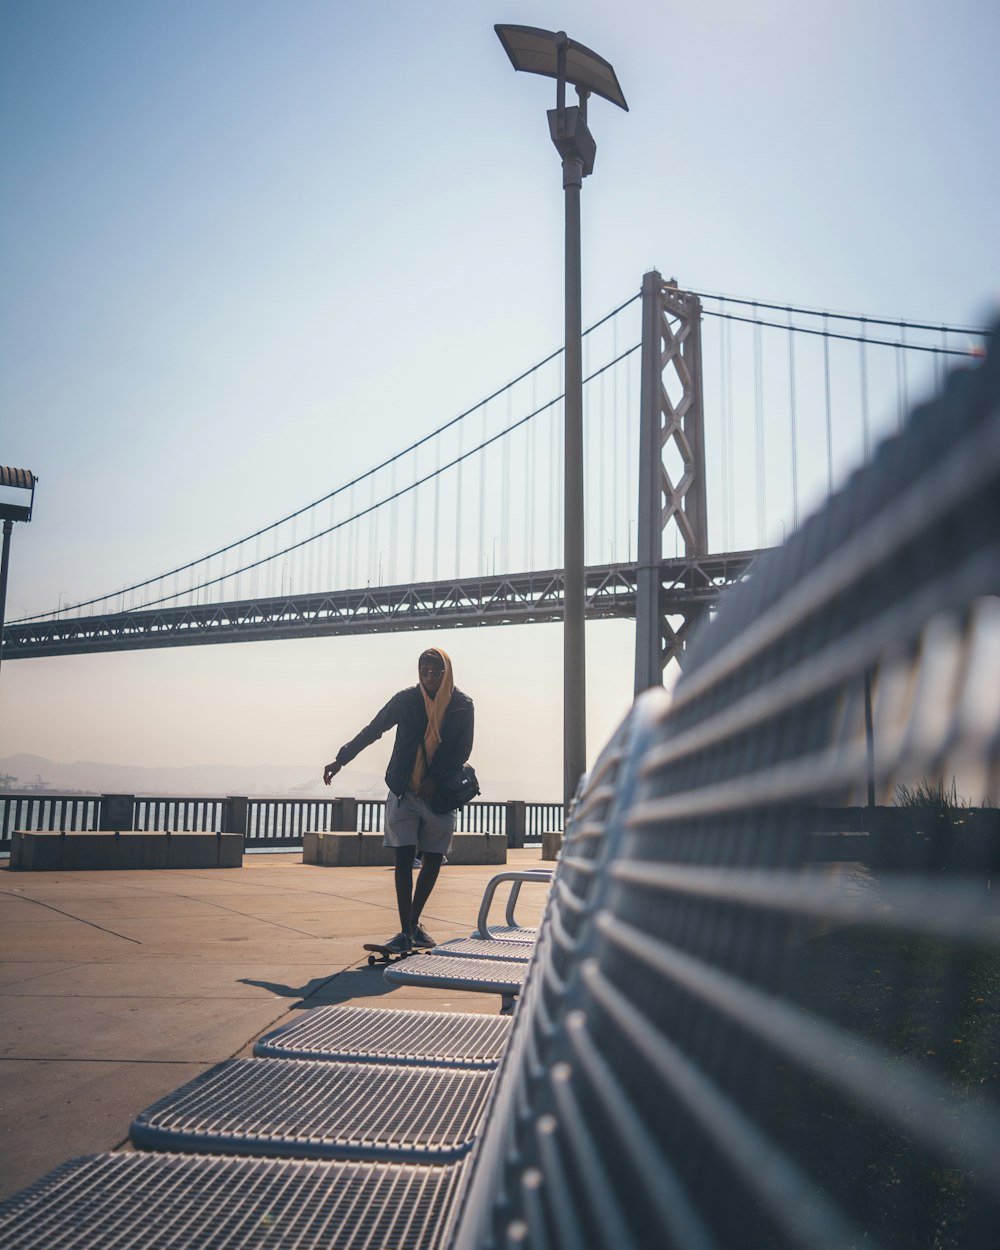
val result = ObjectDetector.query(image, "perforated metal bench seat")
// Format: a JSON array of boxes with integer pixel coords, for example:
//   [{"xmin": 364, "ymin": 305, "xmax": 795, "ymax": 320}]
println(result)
[
  {"xmin": 383, "ymin": 953, "xmax": 529, "ymax": 999},
  {"xmin": 254, "ymin": 1004, "xmax": 512, "ymax": 1068},
  {"xmin": 425, "ymin": 937, "xmax": 533, "ymax": 962},
  {"xmin": 131, "ymin": 1058, "xmax": 492, "ymax": 1163},
  {"xmin": 0, "ymin": 1151, "xmax": 464, "ymax": 1250},
  {"xmin": 478, "ymin": 922, "xmax": 537, "ymax": 942}
]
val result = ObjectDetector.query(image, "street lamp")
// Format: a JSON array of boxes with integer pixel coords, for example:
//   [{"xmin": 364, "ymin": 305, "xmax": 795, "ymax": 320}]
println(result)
[
  {"xmin": 495, "ymin": 24, "xmax": 627, "ymax": 806},
  {"xmin": 0, "ymin": 466, "xmax": 37, "ymax": 682}
]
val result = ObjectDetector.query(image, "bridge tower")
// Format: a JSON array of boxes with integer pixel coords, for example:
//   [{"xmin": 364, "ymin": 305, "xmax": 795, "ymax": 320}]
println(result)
[{"xmin": 634, "ymin": 271, "xmax": 708, "ymax": 692}]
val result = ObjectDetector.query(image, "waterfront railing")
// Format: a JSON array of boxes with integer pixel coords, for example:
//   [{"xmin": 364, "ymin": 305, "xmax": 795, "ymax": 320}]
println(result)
[{"xmin": 0, "ymin": 792, "xmax": 563, "ymax": 853}]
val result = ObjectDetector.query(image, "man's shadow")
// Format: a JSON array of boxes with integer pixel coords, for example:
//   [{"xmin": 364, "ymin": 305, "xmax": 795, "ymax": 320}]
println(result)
[{"xmin": 239, "ymin": 965, "xmax": 398, "ymax": 1008}]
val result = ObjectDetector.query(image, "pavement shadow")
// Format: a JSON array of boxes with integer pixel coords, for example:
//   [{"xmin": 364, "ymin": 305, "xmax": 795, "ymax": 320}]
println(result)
[{"xmin": 239, "ymin": 966, "xmax": 397, "ymax": 1007}]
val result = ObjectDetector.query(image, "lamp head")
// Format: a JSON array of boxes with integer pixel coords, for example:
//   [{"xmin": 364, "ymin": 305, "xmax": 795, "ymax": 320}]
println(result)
[
  {"xmin": 0, "ymin": 466, "xmax": 36, "ymax": 523},
  {"xmin": 494, "ymin": 24, "xmax": 628, "ymax": 112}
]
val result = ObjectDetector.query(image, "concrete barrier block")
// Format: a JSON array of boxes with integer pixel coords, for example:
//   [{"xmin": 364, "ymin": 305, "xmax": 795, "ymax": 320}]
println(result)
[
  {"xmin": 165, "ymin": 834, "xmax": 244, "ymax": 868},
  {"xmin": 8, "ymin": 832, "xmax": 244, "ymax": 871},
  {"xmin": 453, "ymin": 834, "xmax": 507, "ymax": 864},
  {"xmin": 302, "ymin": 833, "xmax": 392, "ymax": 867},
  {"xmin": 541, "ymin": 831, "xmax": 564, "ymax": 861},
  {"xmin": 138, "ymin": 834, "xmax": 171, "ymax": 870},
  {"xmin": 302, "ymin": 832, "xmax": 507, "ymax": 867},
  {"xmin": 10, "ymin": 831, "xmax": 59, "ymax": 871},
  {"xmin": 355, "ymin": 837, "xmax": 396, "ymax": 866}
]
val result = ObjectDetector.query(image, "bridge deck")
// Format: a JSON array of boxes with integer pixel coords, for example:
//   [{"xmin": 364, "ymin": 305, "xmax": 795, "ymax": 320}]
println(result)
[{"xmin": 2, "ymin": 553, "xmax": 763, "ymax": 658}]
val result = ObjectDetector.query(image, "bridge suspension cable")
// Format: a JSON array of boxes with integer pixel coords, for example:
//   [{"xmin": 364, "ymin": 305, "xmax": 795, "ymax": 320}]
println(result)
[
  {"xmin": 692, "ymin": 289, "xmax": 989, "ymax": 554},
  {"xmin": 32, "ymin": 294, "xmax": 643, "ymax": 623},
  {"xmin": 693, "ymin": 290, "xmax": 987, "ymax": 344},
  {"xmin": 21, "ymin": 283, "xmax": 990, "ymax": 630}
]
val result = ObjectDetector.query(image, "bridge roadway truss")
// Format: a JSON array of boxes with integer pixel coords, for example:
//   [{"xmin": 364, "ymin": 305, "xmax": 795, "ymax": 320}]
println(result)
[{"xmin": 2, "ymin": 552, "xmax": 764, "ymax": 659}]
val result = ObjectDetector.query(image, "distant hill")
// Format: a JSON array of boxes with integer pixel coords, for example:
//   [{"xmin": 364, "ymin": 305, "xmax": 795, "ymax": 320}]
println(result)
[
  {"xmin": 0, "ymin": 753, "xmax": 383, "ymax": 798},
  {"xmin": 0, "ymin": 753, "xmax": 558, "ymax": 803}
]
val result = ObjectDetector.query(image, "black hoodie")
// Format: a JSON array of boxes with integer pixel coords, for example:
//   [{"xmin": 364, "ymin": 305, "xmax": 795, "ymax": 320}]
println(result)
[{"xmin": 335, "ymin": 685, "xmax": 475, "ymax": 799}]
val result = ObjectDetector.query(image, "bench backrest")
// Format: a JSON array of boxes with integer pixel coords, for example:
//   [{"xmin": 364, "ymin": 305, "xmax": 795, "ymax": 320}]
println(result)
[{"xmin": 455, "ymin": 331, "xmax": 1000, "ymax": 1249}]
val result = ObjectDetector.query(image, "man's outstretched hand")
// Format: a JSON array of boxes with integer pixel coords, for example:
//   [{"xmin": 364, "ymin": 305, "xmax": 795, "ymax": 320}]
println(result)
[{"xmin": 323, "ymin": 761, "xmax": 342, "ymax": 786}]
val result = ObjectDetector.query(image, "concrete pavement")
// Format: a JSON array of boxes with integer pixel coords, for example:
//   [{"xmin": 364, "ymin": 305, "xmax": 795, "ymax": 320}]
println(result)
[{"xmin": 0, "ymin": 848, "xmax": 548, "ymax": 1202}]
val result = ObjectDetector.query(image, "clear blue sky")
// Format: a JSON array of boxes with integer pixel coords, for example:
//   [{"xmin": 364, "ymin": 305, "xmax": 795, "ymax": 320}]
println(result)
[{"xmin": 1, "ymin": 0, "xmax": 997, "ymax": 794}]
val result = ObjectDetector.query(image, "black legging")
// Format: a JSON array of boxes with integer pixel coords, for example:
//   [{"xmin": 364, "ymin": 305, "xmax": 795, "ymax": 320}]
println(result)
[{"xmin": 393, "ymin": 845, "xmax": 443, "ymax": 932}]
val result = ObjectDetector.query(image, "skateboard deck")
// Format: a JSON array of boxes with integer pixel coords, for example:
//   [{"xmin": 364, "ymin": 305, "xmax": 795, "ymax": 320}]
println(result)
[{"xmin": 363, "ymin": 942, "xmax": 411, "ymax": 967}]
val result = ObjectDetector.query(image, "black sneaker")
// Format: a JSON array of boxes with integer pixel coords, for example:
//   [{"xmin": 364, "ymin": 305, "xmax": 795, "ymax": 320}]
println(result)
[
  {"xmin": 409, "ymin": 923, "xmax": 437, "ymax": 949},
  {"xmin": 382, "ymin": 931, "xmax": 412, "ymax": 955}
]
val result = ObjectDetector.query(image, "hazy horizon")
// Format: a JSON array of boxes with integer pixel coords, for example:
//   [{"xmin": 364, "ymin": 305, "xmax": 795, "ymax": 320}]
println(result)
[{"xmin": 0, "ymin": 749, "xmax": 563, "ymax": 803}]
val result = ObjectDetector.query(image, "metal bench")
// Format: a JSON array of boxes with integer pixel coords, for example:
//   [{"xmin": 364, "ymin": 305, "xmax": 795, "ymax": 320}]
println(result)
[
  {"xmin": 254, "ymin": 1005, "xmax": 511, "ymax": 1068},
  {"xmin": 454, "ymin": 332, "xmax": 1000, "ymax": 1250},
  {"xmin": 422, "ymin": 937, "xmax": 533, "ymax": 962},
  {"xmin": 130, "ymin": 1058, "xmax": 493, "ymax": 1163},
  {"xmin": 125, "ymin": 851, "xmax": 569, "ymax": 1159},
  {"xmin": 405, "ymin": 868, "xmax": 552, "ymax": 960},
  {"xmin": 382, "ymin": 707, "xmax": 658, "ymax": 1012},
  {"xmin": 2, "ymin": 337, "xmax": 998, "ymax": 1248},
  {"xmin": 247, "ymin": 868, "xmax": 550, "ymax": 1068},
  {"xmin": 408, "ymin": 873, "xmax": 555, "ymax": 963},
  {"xmin": 0, "ymin": 1153, "xmax": 464, "ymax": 1250},
  {"xmin": 472, "ymin": 868, "xmax": 551, "ymax": 941},
  {"xmin": 246, "ymin": 870, "xmax": 549, "ymax": 1070},
  {"xmin": 385, "ymin": 953, "xmax": 529, "ymax": 1014}
]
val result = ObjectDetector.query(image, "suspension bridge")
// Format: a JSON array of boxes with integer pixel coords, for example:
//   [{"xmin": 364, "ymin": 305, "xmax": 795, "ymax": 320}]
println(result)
[{"xmin": 1, "ymin": 273, "xmax": 987, "ymax": 678}]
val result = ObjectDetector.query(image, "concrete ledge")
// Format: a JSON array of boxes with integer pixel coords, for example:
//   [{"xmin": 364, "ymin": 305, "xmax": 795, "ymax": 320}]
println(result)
[
  {"xmin": 303, "ymin": 832, "xmax": 507, "ymax": 867},
  {"xmin": 9, "ymin": 831, "xmax": 244, "ymax": 871},
  {"xmin": 541, "ymin": 831, "xmax": 564, "ymax": 861}
]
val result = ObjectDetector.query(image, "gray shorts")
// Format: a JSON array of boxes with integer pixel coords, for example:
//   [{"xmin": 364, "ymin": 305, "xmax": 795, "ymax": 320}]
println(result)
[{"xmin": 383, "ymin": 789, "xmax": 455, "ymax": 855}]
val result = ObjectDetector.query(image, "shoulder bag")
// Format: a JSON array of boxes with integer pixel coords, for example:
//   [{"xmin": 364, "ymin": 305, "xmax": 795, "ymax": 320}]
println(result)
[{"xmin": 420, "ymin": 740, "xmax": 480, "ymax": 814}]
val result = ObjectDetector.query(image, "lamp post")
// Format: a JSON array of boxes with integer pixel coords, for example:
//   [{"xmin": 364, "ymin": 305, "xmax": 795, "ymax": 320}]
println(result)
[
  {"xmin": 0, "ymin": 466, "xmax": 37, "ymax": 683},
  {"xmin": 495, "ymin": 24, "xmax": 627, "ymax": 806}
]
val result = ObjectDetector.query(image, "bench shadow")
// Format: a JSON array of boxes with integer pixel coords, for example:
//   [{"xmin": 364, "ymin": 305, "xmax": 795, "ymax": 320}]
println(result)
[{"xmin": 238, "ymin": 965, "xmax": 398, "ymax": 1007}]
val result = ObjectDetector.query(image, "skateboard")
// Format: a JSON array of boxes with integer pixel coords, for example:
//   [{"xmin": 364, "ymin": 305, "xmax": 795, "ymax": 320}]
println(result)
[{"xmin": 363, "ymin": 942, "xmax": 412, "ymax": 967}]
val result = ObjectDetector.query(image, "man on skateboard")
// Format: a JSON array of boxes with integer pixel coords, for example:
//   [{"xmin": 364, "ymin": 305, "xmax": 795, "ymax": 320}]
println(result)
[{"xmin": 323, "ymin": 646, "xmax": 474, "ymax": 955}]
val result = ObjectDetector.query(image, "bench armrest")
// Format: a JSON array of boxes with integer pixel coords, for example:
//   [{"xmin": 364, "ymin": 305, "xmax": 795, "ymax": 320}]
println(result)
[{"xmin": 475, "ymin": 869, "xmax": 552, "ymax": 938}]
